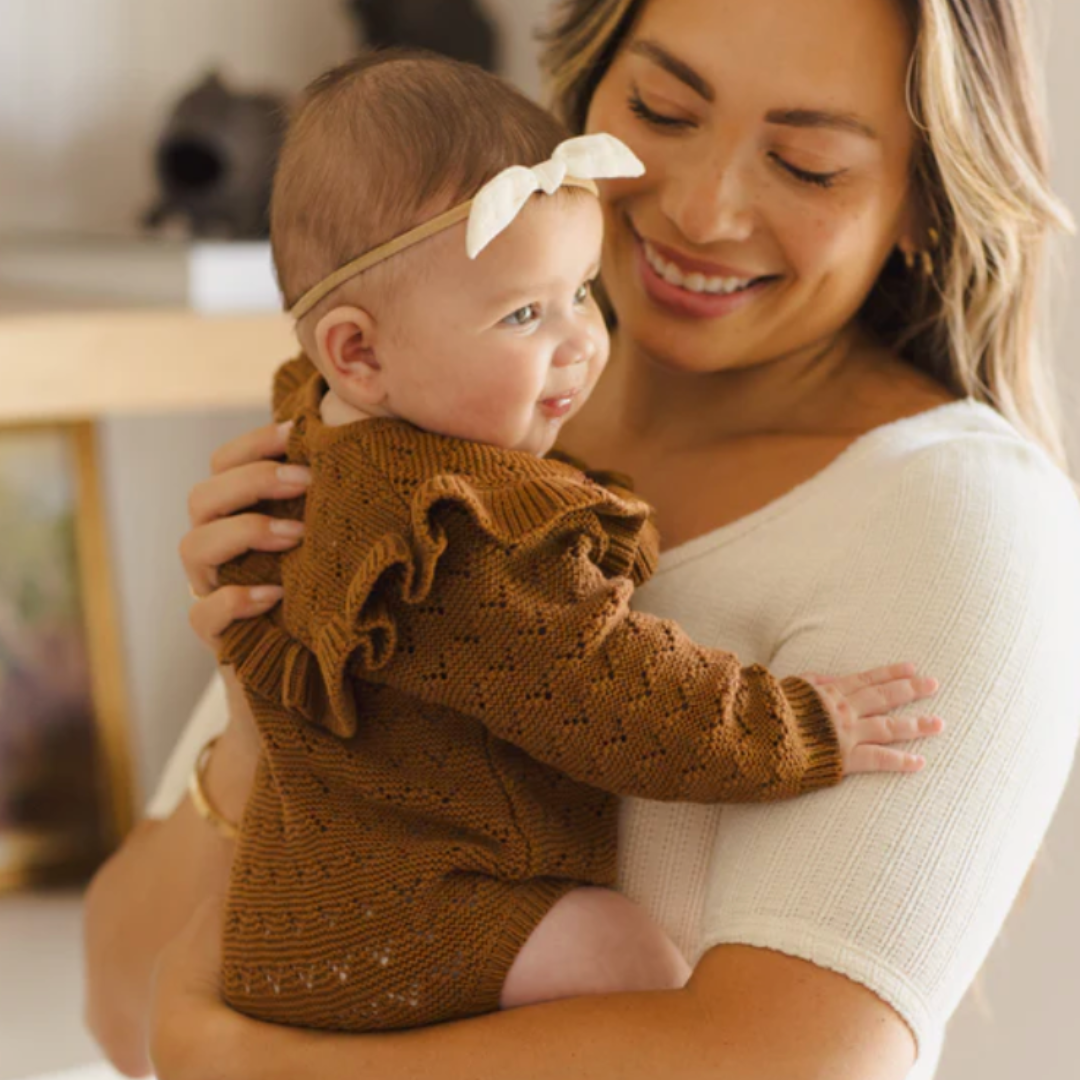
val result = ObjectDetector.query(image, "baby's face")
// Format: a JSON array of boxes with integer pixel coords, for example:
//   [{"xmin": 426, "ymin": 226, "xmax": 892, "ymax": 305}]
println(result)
[{"xmin": 373, "ymin": 193, "xmax": 609, "ymax": 457}]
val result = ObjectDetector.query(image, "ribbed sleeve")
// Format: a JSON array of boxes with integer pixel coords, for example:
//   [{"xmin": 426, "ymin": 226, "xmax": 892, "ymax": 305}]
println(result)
[{"xmin": 619, "ymin": 403, "xmax": 1080, "ymax": 1078}]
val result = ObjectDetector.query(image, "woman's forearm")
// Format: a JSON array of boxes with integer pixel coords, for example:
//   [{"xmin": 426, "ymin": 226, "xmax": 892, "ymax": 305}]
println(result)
[
  {"xmin": 83, "ymin": 732, "xmax": 253, "ymax": 1076},
  {"xmin": 177, "ymin": 945, "xmax": 912, "ymax": 1080},
  {"xmin": 192, "ymin": 983, "xmax": 713, "ymax": 1080}
]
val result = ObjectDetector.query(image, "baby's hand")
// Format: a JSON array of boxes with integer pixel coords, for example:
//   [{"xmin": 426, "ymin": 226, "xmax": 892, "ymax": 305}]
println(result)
[{"xmin": 802, "ymin": 663, "xmax": 944, "ymax": 776}]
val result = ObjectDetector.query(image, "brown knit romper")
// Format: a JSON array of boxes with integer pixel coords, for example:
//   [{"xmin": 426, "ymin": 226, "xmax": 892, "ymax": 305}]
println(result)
[{"xmin": 217, "ymin": 356, "xmax": 841, "ymax": 1032}]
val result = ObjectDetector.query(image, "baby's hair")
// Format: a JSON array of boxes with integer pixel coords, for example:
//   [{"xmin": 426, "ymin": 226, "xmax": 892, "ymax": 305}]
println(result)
[{"xmin": 272, "ymin": 48, "xmax": 574, "ymax": 313}]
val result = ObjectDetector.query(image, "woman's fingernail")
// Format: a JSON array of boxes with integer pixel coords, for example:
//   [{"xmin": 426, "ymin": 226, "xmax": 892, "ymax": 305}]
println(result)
[
  {"xmin": 249, "ymin": 586, "xmax": 283, "ymax": 604},
  {"xmin": 277, "ymin": 420, "xmax": 294, "ymax": 438},
  {"xmin": 270, "ymin": 519, "xmax": 305, "ymax": 538},
  {"xmin": 276, "ymin": 465, "xmax": 311, "ymax": 486}
]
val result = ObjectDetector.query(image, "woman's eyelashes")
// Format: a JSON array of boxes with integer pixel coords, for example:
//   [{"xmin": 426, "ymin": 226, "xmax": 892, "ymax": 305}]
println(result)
[
  {"xmin": 628, "ymin": 90, "xmax": 692, "ymax": 131},
  {"xmin": 768, "ymin": 153, "xmax": 845, "ymax": 190},
  {"xmin": 627, "ymin": 90, "xmax": 846, "ymax": 190}
]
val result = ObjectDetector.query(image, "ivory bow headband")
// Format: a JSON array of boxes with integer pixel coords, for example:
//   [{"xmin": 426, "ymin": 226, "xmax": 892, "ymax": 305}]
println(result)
[{"xmin": 288, "ymin": 133, "xmax": 645, "ymax": 321}]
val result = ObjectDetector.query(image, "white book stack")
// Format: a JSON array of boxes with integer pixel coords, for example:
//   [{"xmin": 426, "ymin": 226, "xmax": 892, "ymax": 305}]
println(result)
[{"xmin": 0, "ymin": 234, "xmax": 282, "ymax": 315}]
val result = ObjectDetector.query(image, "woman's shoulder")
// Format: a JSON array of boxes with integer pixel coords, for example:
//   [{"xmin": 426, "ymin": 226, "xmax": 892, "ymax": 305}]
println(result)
[
  {"xmin": 841, "ymin": 398, "xmax": 1078, "ymax": 525},
  {"xmin": 813, "ymin": 401, "xmax": 1080, "ymax": 655}
]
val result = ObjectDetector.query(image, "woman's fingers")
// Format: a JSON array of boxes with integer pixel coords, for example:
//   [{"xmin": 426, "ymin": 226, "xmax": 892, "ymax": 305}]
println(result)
[
  {"xmin": 189, "ymin": 585, "xmax": 283, "ymax": 650},
  {"xmin": 180, "ymin": 513, "xmax": 304, "ymax": 598},
  {"xmin": 148, "ymin": 898, "xmax": 228, "ymax": 1077},
  {"xmin": 188, "ymin": 459, "xmax": 311, "ymax": 528},
  {"xmin": 209, "ymin": 419, "xmax": 293, "ymax": 475}
]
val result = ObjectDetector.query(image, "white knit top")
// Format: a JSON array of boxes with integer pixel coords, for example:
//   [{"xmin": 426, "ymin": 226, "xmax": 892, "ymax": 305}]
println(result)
[{"xmin": 149, "ymin": 399, "xmax": 1080, "ymax": 1078}]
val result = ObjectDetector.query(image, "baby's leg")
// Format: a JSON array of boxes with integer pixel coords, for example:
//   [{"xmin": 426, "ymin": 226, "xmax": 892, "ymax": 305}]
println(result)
[{"xmin": 499, "ymin": 887, "xmax": 691, "ymax": 1009}]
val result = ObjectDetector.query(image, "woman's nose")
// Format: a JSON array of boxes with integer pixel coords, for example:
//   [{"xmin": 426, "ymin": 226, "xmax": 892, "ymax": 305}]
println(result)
[{"xmin": 660, "ymin": 155, "xmax": 755, "ymax": 247}]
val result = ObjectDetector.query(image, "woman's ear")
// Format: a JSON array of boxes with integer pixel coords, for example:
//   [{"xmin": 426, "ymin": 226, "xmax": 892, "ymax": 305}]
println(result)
[{"xmin": 313, "ymin": 305, "xmax": 386, "ymax": 406}]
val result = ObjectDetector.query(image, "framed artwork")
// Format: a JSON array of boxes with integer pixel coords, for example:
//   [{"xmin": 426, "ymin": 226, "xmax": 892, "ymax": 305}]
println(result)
[{"xmin": 0, "ymin": 421, "xmax": 135, "ymax": 891}]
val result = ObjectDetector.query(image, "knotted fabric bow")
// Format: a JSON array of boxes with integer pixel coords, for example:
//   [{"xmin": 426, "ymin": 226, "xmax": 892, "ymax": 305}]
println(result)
[
  {"xmin": 289, "ymin": 133, "xmax": 645, "ymax": 321},
  {"xmin": 465, "ymin": 133, "xmax": 644, "ymax": 258}
]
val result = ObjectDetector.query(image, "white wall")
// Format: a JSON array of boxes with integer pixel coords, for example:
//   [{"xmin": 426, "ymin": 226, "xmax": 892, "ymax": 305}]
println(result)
[
  {"xmin": 0, "ymin": 0, "xmax": 556, "ymax": 794},
  {"xmin": 1, "ymin": 1, "xmax": 1078, "ymax": 1077},
  {"xmin": 0, "ymin": 0, "xmax": 549, "ymax": 236}
]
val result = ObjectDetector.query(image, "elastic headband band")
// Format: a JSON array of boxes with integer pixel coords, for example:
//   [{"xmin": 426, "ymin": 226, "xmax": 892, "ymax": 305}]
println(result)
[{"xmin": 288, "ymin": 176, "xmax": 599, "ymax": 321}]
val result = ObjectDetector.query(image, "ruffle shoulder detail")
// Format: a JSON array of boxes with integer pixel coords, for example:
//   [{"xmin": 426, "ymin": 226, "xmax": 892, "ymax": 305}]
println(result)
[{"xmin": 221, "ymin": 425, "xmax": 657, "ymax": 741}]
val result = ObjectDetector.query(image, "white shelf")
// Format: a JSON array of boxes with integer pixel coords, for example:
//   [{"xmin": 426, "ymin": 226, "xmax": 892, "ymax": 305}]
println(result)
[
  {"xmin": 0, "ymin": 234, "xmax": 281, "ymax": 315},
  {"xmin": 0, "ymin": 234, "xmax": 292, "ymax": 422}
]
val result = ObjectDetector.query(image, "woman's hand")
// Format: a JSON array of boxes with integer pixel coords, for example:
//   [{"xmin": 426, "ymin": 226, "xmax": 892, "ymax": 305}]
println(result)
[
  {"xmin": 181, "ymin": 419, "xmax": 311, "ymax": 650},
  {"xmin": 149, "ymin": 899, "xmax": 245, "ymax": 1080}
]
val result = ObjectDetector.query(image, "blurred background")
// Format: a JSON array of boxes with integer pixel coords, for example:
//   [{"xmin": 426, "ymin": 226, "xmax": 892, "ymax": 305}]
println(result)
[{"xmin": 0, "ymin": 1, "xmax": 1076, "ymax": 1078}]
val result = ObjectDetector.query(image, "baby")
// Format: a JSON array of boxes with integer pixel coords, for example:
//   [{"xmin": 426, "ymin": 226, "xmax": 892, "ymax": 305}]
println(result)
[{"xmin": 216, "ymin": 50, "xmax": 942, "ymax": 1032}]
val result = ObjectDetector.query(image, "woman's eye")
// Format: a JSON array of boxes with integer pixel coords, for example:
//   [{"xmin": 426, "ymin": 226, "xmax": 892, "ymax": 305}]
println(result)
[
  {"xmin": 502, "ymin": 303, "xmax": 540, "ymax": 327},
  {"xmin": 574, "ymin": 281, "xmax": 594, "ymax": 305},
  {"xmin": 628, "ymin": 91, "xmax": 692, "ymax": 131},
  {"xmin": 770, "ymin": 153, "xmax": 844, "ymax": 190}
]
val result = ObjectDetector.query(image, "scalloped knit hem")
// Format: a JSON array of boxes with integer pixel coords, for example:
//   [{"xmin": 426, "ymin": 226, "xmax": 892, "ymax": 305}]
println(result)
[{"xmin": 469, "ymin": 876, "xmax": 584, "ymax": 1014}]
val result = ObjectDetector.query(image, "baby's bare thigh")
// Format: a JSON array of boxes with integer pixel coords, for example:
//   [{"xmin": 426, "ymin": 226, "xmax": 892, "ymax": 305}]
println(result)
[{"xmin": 499, "ymin": 886, "xmax": 692, "ymax": 1010}]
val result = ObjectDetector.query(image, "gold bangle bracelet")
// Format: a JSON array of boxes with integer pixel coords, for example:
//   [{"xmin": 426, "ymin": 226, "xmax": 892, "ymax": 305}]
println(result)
[{"xmin": 188, "ymin": 736, "xmax": 240, "ymax": 840}]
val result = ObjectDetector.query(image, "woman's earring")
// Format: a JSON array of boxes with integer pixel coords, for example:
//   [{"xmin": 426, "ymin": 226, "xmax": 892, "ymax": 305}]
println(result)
[
  {"xmin": 923, "ymin": 227, "xmax": 940, "ymax": 276},
  {"xmin": 903, "ymin": 247, "xmax": 916, "ymax": 271}
]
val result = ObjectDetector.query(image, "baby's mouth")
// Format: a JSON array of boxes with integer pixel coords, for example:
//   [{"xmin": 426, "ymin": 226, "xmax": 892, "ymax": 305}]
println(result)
[{"xmin": 538, "ymin": 388, "xmax": 580, "ymax": 419}]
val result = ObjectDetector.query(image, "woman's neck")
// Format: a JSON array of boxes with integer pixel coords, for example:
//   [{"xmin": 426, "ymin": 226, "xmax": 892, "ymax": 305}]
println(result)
[{"xmin": 602, "ymin": 325, "xmax": 880, "ymax": 451}]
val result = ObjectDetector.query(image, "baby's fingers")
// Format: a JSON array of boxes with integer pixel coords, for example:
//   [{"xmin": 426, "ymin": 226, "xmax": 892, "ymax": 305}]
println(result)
[
  {"xmin": 846, "ymin": 675, "xmax": 939, "ymax": 718},
  {"xmin": 856, "ymin": 713, "xmax": 945, "ymax": 746},
  {"xmin": 820, "ymin": 663, "xmax": 916, "ymax": 696},
  {"xmin": 846, "ymin": 744, "xmax": 927, "ymax": 775}
]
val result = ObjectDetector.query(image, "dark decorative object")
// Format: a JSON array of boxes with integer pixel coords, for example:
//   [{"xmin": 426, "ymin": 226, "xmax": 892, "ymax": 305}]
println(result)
[
  {"xmin": 347, "ymin": 0, "xmax": 499, "ymax": 71},
  {"xmin": 144, "ymin": 72, "xmax": 287, "ymax": 240}
]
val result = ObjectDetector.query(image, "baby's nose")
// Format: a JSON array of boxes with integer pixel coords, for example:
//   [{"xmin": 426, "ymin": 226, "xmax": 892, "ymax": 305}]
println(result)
[{"xmin": 554, "ymin": 333, "xmax": 594, "ymax": 367}]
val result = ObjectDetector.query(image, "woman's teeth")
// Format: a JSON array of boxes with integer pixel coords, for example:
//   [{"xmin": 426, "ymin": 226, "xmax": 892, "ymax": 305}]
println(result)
[{"xmin": 643, "ymin": 241, "xmax": 756, "ymax": 296}]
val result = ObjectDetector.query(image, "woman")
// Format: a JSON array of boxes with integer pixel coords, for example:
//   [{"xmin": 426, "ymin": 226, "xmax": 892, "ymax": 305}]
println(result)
[{"xmin": 83, "ymin": 0, "xmax": 1080, "ymax": 1077}]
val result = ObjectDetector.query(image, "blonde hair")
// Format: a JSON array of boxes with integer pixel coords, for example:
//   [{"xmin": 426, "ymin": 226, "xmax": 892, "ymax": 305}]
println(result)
[{"xmin": 541, "ymin": 0, "xmax": 1074, "ymax": 466}]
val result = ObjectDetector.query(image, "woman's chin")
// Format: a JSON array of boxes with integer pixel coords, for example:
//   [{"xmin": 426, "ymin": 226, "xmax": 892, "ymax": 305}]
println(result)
[{"xmin": 614, "ymin": 309, "xmax": 753, "ymax": 376}]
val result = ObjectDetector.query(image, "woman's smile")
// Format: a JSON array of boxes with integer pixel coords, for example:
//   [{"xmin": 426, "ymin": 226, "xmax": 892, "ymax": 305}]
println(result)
[{"xmin": 632, "ymin": 226, "xmax": 778, "ymax": 320}]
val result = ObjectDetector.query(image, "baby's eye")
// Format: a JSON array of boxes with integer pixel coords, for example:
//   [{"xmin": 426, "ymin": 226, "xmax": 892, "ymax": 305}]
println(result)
[
  {"xmin": 502, "ymin": 303, "xmax": 541, "ymax": 327},
  {"xmin": 574, "ymin": 281, "xmax": 594, "ymax": 305}
]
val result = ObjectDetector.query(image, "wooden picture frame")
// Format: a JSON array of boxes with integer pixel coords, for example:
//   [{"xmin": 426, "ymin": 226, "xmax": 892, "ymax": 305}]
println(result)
[{"xmin": 0, "ymin": 421, "xmax": 135, "ymax": 891}]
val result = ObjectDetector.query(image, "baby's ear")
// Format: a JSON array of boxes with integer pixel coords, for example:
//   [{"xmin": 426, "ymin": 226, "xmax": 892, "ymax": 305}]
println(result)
[{"xmin": 314, "ymin": 305, "xmax": 386, "ymax": 406}]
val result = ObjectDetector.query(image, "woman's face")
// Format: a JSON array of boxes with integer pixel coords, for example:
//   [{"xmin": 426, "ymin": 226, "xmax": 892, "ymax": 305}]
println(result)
[{"xmin": 586, "ymin": 0, "xmax": 920, "ymax": 375}]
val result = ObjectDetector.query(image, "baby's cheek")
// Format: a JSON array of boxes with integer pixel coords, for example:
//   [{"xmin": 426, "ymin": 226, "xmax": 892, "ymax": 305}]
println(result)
[{"xmin": 434, "ymin": 373, "xmax": 531, "ymax": 445}]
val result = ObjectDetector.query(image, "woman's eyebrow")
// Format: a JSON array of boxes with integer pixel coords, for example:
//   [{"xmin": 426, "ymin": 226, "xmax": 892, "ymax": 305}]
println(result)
[
  {"xmin": 766, "ymin": 108, "xmax": 879, "ymax": 140},
  {"xmin": 627, "ymin": 40, "xmax": 878, "ymax": 141},
  {"xmin": 627, "ymin": 39, "xmax": 715, "ymax": 102}
]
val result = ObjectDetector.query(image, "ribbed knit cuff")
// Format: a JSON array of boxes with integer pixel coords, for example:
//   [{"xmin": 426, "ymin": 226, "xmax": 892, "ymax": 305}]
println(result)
[{"xmin": 780, "ymin": 676, "xmax": 844, "ymax": 794}]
